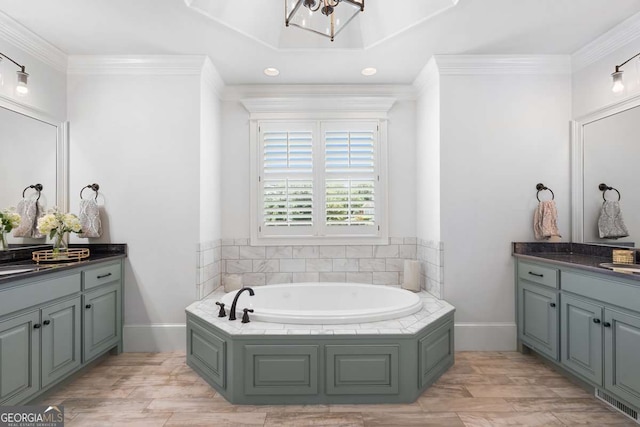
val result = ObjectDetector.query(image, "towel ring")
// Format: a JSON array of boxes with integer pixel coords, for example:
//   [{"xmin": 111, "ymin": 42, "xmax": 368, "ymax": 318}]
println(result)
[
  {"xmin": 22, "ymin": 183, "xmax": 43, "ymax": 202},
  {"xmin": 535, "ymin": 183, "xmax": 554, "ymax": 202},
  {"xmin": 80, "ymin": 183, "xmax": 100, "ymax": 201},
  {"xmin": 599, "ymin": 183, "xmax": 621, "ymax": 201}
]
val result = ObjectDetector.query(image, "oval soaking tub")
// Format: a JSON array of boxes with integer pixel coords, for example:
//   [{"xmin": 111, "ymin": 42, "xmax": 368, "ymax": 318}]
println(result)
[{"xmin": 220, "ymin": 283, "xmax": 423, "ymax": 324}]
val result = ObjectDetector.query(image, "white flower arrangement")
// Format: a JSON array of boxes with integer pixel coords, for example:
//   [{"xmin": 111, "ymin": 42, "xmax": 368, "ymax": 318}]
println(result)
[
  {"xmin": 0, "ymin": 208, "xmax": 21, "ymax": 233},
  {"xmin": 37, "ymin": 207, "xmax": 82, "ymax": 242}
]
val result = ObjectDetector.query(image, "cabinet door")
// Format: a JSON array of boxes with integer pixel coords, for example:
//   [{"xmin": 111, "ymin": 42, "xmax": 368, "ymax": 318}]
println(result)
[
  {"xmin": 0, "ymin": 311, "xmax": 40, "ymax": 404},
  {"xmin": 519, "ymin": 282, "xmax": 559, "ymax": 360},
  {"xmin": 561, "ymin": 294, "xmax": 603, "ymax": 385},
  {"xmin": 41, "ymin": 297, "xmax": 82, "ymax": 388},
  {"xmin": 604, "ymin": 309, "xmax": 640, "ymax": 409},
  {"xmin": 83, "ymin": 283, "xmax": 121, "ymax": 362}
]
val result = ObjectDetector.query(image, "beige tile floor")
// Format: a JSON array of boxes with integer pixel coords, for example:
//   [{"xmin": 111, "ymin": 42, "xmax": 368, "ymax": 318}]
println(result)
[{"xmin": 32, "ymin": 351, "xmax": 636, "ymax": 426}]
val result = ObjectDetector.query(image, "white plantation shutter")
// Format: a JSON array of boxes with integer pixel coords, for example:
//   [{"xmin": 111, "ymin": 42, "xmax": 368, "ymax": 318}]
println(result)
[
  {"xmin": 259, "ymin": 123, "xmax": 315, "ymax": 235},
  {"xmin": 255, "ymin": 119, "xmax": 384, "ymax": 242},
  {"xmin": 323, "ymin": 122, "xmax": 379, "ymax": 235}
]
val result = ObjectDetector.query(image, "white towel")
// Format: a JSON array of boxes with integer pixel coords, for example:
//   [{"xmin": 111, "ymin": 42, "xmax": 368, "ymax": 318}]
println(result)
[
  {"xmin": 13, "ymin": 199, "xmax": 45, "ymax": 238},
  {"xmin": 598, "ymin": 201, "xmax": 629, "ymax": 239},
  {"xmin": 78, "ymin": 199, "xmax": 102, "ymax": 238},
  {"xmin": 533, "ymin": 201, "xmax": 561, "ymax": 241}
]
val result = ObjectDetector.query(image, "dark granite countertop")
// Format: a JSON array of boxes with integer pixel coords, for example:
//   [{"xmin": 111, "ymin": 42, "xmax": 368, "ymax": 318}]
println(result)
[
  {"xmin": 513, "ymin": 242, "xmax": 640, "ymax": 282},
  {"xmin": 0, "ymin": 244, "xmax": 126, "ymax": 286}
]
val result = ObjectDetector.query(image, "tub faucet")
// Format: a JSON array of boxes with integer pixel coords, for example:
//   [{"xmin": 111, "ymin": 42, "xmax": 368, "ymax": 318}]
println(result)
[{"xmin": 229, "ymin": 287, "xmax": 255, "ymax": 320}]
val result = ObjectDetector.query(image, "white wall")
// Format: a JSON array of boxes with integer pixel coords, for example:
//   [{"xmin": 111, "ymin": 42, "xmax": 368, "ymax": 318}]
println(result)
[
  {"xmin": 220, "ymin": 98, "xmax": 417, "ymax": 240},
  {"xmin": 415, "ymin": 60, "xmax": 441, "ymax": 242},
  {"xmin": 68, "ymin": 71, "xmax": 203, "ymax": 351},
  {"xmin": 438, "ymin": 70, "xmax": 572, "ymax": 350},
  {"xmin": 199, "ymin": 74, "xmax": 221, "ymax": 243}
]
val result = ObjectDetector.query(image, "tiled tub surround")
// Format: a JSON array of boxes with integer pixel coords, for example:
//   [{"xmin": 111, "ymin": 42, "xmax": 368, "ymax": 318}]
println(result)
[
  {"xmin": 417, "ymin": 239, "xmax": 444, "ymax": 298},
  {"xmin": 185, "ymin": 289, "xmax": 455, "ymax": 404},
  {"xmin": 196, "ymin": 240, "xmax": 222, "ymax": 300}
]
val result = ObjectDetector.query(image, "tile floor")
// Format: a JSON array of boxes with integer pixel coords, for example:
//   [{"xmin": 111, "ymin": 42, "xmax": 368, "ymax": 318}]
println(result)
[{"xmin": 32, "ymin": 351, "xmax": 636, "ymax": 426}]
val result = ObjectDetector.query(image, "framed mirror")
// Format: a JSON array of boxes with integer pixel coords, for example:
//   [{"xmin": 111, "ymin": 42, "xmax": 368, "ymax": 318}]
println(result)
[
  {"xmin": 0, "ymin": 95, "xmax": 68, "ymax": 247},
  {"xmin": 571, "ymin": 93, "xmax": 640, "ymax": 246}
]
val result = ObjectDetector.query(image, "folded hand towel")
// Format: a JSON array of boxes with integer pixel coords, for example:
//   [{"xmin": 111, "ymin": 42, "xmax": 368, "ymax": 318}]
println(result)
[
  {"xmin": 598, "ymin": 200, "xmax": 629, "ymax": 239},
  {"xmin": 13, "ymin": 199, "xmax": 45, "ymax": 238},
  {"xmin": 534, "ymin": 200, "xmax": 561, "ymax": 240},
  {"xmin": 78, "ymin": 199, "xmax": 102, "ymax": 238}
]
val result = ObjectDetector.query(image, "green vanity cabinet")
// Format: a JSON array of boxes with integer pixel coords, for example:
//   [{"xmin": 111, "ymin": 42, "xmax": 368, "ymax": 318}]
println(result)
[
  {"xmin": 41, "ymin": 297, "xmax": 82, "ymax": 388},
  {"xmin": 516, "ymin": 258, "xmax": 640, "ymax": 415},
  {"xmin": 560, "ymin": 294, "xmax": 603, "ymax": 385},
  {"xmin": 0, "ymin": 258, "xmax": 124, "ymax": 405},
  {"xmin": 0, "ymin": 311, "xmax": 40, "ymax": 404},
  {"xmin": 518, "ymin": 281, "xmax": 559, "ymax": 360}
]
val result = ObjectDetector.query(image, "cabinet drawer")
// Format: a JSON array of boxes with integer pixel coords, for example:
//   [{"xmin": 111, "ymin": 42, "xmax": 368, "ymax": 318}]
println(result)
[
  {"xmin": 518, "ymin": 261, "xmax": 559, "ymax": 289},
  {"xmin": 83, "ymin": 263, "xmax": 121, "ymax": 291},
  {"xmin": 562, "ymin": 271, "xmax": 640, "ymax": 313},
  {"xmin": 0, "ymin": 274, "xmax": 81, "ymax": 316}
]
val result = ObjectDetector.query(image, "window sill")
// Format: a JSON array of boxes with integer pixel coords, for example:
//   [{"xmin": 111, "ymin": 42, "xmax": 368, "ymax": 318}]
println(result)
[{"xmin": 251, "ymin": 234, "xmax": 389, "ymax": 246}]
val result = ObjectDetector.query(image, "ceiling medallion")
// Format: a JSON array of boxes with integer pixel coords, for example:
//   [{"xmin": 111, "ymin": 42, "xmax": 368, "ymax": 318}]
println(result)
[{"xmin": 285, "ymin": 0, "xmax": 365, "ymax": 42}]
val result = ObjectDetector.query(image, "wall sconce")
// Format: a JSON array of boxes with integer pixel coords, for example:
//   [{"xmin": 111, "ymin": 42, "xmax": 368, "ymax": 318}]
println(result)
[
  {"xmin": 0, "ymin": 52, "xmax": 29, "ymax": 96},
  {"xmin": 611, "ymin": 52, "xmax": 640, "ymax": 94}
]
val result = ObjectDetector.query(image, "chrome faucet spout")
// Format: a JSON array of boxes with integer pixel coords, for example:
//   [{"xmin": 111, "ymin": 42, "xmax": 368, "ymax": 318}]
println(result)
[{"xmin": 229, "ymin": 287, "xmax": 254, "ymax": 320}]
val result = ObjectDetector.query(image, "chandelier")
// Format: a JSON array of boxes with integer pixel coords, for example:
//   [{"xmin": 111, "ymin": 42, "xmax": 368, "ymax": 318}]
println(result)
[{"xmin": 285, "ymin": 0, "xmax": 365, "ymax": 42}]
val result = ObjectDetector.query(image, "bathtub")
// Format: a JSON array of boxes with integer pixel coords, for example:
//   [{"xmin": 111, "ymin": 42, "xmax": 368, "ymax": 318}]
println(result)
[{"xmin": 220, "ymin": 283, "xmax": 423, "ymax": 324}]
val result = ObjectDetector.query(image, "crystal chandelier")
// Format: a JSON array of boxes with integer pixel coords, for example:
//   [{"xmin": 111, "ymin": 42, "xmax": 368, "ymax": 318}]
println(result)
[{"xmin": 285, "ymin": 0, "xmax": 365, "ymax": 42}]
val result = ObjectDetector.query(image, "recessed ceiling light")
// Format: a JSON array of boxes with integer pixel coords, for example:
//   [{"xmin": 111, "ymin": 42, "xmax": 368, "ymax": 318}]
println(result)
[
  {"xmin": 264, "ymin": 67, "xmax": 280, "ymax": 77},
  {"xmin": 361, "ymin": 67, "xmax": 377, "ymax": 76}
]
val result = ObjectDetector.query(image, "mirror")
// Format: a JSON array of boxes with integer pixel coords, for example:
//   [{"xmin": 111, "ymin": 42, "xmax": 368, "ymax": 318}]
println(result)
[
  {"xmin": 572, "ymin": 96, "xmax": 640, "ymax": 246},
  {"xmin": 0, "ymin": 99, "xmax": 67, "ymax": 247}
]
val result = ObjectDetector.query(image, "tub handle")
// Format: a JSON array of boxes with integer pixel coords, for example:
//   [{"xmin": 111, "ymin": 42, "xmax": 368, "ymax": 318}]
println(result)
[
  {"xmin": 215, "ymin": 302, "xmax": 226, "ymax": 317},
  {"xmin": 242, "ymin": 308, "xmax": 254, "ymax": 323}
]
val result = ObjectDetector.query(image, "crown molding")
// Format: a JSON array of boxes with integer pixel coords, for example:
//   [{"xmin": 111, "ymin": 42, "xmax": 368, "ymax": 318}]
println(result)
[
  {"xmin": 0, "ymin": 11, "xmax": 67, "ymax": 72},
  {"xmin": 240, "ymin": 96, "xmax": 397, "ymax": 115},
  {"xmin": 413, "ymin": 57, "xmax": 439, "ymax": 96},
  {"xmin": 572, "ymin": 12, "xmax": 640, "ymax": 73},
  {"xmin": 67, "ymin": 55, "xmax": 211, "ymax": 75},
  {"xmin": 224, "ymin": 85, "xmax": 414, "ymax": 101},
  {"xmin": 433, "ymin": 55, "xmax": 571, "ymax": 75}
]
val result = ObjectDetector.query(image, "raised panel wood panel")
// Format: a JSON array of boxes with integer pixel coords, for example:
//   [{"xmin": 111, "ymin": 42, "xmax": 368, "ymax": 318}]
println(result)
[
  {"xmin": 0, "ymin": 311, "xmax": 39, "ymax": 404},
  {"xmin": 83, "ymin": 283, "xmax": 121, "ymax": 362},
  {"xmin": 605, "ymin": 309, "xmax": 640, "ymax": 409},
  {"xmin": 419, "ymin": 321, "xmax": 454, "ymax": 388},
  {"xmin": 326, "ymin": 345, "xmax": 399, "ymax": 395},
  {"xmin": 519, "ymin": 282, "xmax": 558, "ymax": 360},
  {"xmin": 244, "ymin": 345, "xmax": 318, "ymax": 395},
  {"xmin": 41, "ymin": 297, "xmax": 81, "ymax": 388},
  {"xmin": 560, "ymin": 294, "xmax": 603, "ymax": 385},
  {"xmin": 188, "ymin": 320, "xmax": 226, "ymax": 388}
]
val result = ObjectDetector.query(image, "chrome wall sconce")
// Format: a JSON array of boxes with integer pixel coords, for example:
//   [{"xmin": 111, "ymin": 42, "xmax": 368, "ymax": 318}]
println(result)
[
  {"xmin": 0, "ymin": 52, "xmax": 29, "ymax": 96},
  {"xmin": 611, "ymin": 52, "xmax": 640, "ymax": 94},
  {"xmin": 285, "ymin": 0, "xmax": 364, "ymax": 42}
]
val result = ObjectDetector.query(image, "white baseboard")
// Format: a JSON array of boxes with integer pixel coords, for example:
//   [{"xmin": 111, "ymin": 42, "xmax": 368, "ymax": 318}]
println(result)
[
  {"xmin": 455, "ymin": 322, "xmax": 517, "ymax": 351},
  {"xmin": 123, "ymin": 324, "xmax": 186, "ymax": 352}
]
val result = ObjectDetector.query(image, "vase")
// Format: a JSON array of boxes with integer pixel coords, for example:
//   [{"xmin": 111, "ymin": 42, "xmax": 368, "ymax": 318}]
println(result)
[
  {"xmin": 0, "ymin": 230, "xmax": 7, "ymax": 250},
  {"xmin": 53, "ymin": 232, "xmax": 67, "ymax": 255}
]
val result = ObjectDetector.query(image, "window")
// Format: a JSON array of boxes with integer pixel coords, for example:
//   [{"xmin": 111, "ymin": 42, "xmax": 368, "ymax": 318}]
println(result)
[{"xmin": 253, "ymin": 120, "xmax": 387, "ymax": 244}]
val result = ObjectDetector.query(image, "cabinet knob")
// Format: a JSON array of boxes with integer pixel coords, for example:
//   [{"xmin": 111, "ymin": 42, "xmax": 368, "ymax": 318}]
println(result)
[
  {"xmin": 85, "ymin": 304, "xmax": 92, "ymax": 309},
  {"xmin": 549, "ymin": 302, "xmax": 556, "ymax": 308},
  {"xmin": 603, "ymin": 322, "xmax": 612, "ymax": 328},
  {"xmin": 43, "ymin": 320, "xmax": 50, "ymax": 326},
  {"xmin": 33, "ymin": 324, "xmax": 41, "ymax": 329},
  {"xmin": 593, "ymin": 318, "xmax": 601, "ymax": 324}
]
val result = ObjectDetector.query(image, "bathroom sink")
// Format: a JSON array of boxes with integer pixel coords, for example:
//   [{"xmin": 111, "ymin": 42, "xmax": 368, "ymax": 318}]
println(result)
[
  {"xmin": 0, "ymin": 264, "xmax": 52, "ymax": 276},
  {"xmin": 599, "ymin": 263, "xmax": 640, "ymax": 273}
]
